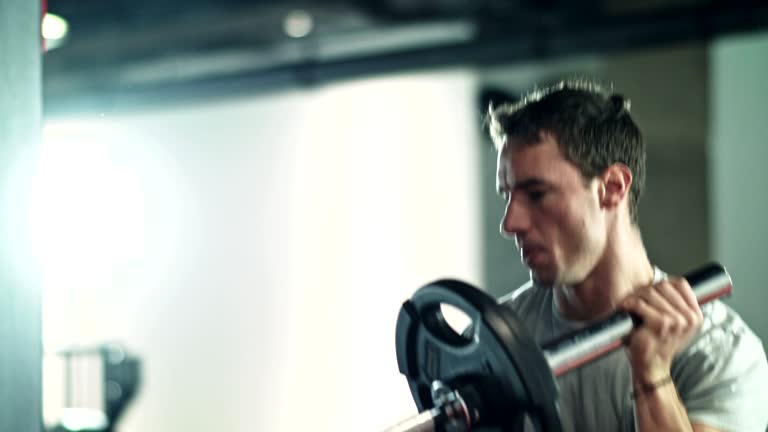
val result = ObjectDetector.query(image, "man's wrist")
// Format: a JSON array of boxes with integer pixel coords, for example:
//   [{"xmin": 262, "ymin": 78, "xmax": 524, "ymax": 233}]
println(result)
[
  {"xmin": 631, "ymin": 361, "xmax": 671, "ymax": 383},
  {"xmin": 631, "ymin": 375, "xmax": 674, "ymax": 399}
]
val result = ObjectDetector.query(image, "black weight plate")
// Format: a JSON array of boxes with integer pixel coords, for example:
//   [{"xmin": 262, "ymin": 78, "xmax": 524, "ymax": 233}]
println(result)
[{"xmin": 396, "ymin": 279, "xmax": 563, "ymax": 432}]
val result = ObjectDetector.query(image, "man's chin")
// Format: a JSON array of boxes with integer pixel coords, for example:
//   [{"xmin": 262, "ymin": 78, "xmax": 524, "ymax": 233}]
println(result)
[{"xmin": 529, "ymin": 267, "xmax": 557, "ymax": 286}]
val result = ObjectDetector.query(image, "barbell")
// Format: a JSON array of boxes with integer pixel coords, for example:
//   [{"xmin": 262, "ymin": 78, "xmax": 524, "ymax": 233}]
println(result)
[{"xmin": 384, "ymin": 262, "xmax": 732, "ymax": 432}]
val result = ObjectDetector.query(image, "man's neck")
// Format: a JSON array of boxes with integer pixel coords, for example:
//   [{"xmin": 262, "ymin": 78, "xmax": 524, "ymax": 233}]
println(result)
[{"xmin": 553, "ymin": 224, "xmax": 654, "ymax": 322}]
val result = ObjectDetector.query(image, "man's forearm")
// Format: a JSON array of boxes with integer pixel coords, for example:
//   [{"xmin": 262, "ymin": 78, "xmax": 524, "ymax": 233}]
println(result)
[{"xmin": 633, "ymin": 377, "xmax": 693, "ymax": 432}]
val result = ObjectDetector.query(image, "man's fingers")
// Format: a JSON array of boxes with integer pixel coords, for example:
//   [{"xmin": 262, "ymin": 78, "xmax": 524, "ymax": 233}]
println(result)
[
  {"xmin": 654, "ymin": 282, "xmax": 700, "ymax": 328},
  {"xmin": 655, "ymin": 281, "xmax": 690, "ymax": 313},
  {"xmin": 624, "ymin": 296, "xmax": 672, "ymax": 336},
  {"xmin": 636, "ymin": 285, "xmax": 677, "ymax": 316},
  {"xmin": 671, "ymin": 277, "xmax": 703, "ymax": 319},
  {"xmin": 623, "ymin": 279, "xmax": 703, "ymax": 339}
]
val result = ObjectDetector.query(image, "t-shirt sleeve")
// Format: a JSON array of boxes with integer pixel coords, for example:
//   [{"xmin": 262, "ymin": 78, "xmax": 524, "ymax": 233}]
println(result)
[{"xmin": 672, "ymin": 302, "xmax": 768, "ymax": 432}]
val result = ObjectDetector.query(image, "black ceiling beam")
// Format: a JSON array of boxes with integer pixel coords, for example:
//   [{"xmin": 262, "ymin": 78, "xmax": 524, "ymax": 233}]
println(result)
[{"xmin": 45, "ymin": 2, "xmax": 768, "ymax": 115}]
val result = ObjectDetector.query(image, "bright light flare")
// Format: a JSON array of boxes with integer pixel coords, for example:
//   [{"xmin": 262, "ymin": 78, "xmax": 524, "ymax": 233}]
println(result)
[
  {"xmin": 283, "ymin": 10, "xmax": 313, "ymax": 38},
  {"xmin": 42, "ymin": 13, "xmax": 68, "ymax": 40}
]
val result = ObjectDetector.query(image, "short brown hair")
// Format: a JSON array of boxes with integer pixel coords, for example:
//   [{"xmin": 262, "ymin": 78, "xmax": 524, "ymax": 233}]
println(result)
[{"xmin": 487, "ymin": 79, "xmax": 646, "ymax": 224}]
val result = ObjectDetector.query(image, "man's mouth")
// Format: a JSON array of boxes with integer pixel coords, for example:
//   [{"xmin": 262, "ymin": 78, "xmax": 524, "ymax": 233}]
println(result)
[{"xmin": 522, "ymin": 247, "xmax": 545, "ymax": 266}]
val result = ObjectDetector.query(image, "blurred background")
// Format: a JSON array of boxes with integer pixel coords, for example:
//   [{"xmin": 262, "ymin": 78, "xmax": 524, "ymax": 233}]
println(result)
[{"xmin": 2, "ymin": 0, "xmax": 768, "ymax": 430}]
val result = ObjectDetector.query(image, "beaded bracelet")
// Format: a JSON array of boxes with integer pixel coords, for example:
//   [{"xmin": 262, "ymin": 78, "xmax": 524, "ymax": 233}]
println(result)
[{"xmin": 631, "ymin": 376, "xmax": 674, "ymax": 399}]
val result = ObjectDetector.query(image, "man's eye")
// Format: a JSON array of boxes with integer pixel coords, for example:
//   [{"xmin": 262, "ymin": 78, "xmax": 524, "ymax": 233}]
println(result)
[{"xmin": 527, "ymin": 190, "xmax": 546, "ymax": 202}]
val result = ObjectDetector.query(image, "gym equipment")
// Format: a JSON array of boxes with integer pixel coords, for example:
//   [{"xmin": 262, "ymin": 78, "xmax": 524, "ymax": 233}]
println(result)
[
  {"xmin": 45, "ymin": 344, "xmax": 141, "ymax": 432},
  {"xmin": 385, "ymin": 262, "xmax": 732, "ymax": 432}
]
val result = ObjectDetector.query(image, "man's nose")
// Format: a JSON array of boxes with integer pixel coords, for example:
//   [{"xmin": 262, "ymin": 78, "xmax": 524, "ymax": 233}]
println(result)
[{"xmin": 500, "ymin": 197, "xmax": 530, "ymax": 240}]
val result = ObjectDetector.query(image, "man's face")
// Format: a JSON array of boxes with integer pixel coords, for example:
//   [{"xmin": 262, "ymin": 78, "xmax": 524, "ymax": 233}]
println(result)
[{"xmin": 496, "ymin": 133, "xmax": 606, "ymax": 285}]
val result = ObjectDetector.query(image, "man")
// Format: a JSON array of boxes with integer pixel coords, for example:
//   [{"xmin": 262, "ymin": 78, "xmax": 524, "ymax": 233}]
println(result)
[{"xmin": 487, "ymin": 79, "xmax": 768, "ymax": 431}]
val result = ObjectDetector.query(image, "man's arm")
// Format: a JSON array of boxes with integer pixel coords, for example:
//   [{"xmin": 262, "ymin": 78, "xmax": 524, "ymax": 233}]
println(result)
[
  {"xmin": 691, "ymin": 424, "xmax": 724, "ymax": 432},
  {"xmin": 621, "ymin": 277, "xmax": 722, "ymax": 432},
  {"xmin": 631, "ymin": 373, "xmax": 722, "ymax": 432}
]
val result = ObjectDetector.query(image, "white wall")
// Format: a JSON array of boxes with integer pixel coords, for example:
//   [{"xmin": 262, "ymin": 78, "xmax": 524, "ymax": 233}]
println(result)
[
  {"xmin": 709, "ymin": 30, "xmax": 768, "ymax": 343},
  {"xmin": 36, "ymin": 70, "xmax": 482, "ymax": 431}
]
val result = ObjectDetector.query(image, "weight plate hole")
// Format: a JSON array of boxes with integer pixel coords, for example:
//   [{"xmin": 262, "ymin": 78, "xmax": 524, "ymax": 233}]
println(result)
[{"xmin": 439, "ymin": 303, "xmax": 473, "ymax": 341}]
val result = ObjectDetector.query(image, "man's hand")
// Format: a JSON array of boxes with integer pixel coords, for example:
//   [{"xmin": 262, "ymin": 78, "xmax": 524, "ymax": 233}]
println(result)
[{"xmin": 621, "ymin": 277, "xmax": 704, "ymax": 383}]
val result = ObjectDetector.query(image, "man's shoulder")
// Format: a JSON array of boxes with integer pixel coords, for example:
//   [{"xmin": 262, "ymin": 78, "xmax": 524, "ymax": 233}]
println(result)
[
  {"xmin": 673, "ymin": 299, "xmax": 767, "ymax": 394},
  {"xmin": 497, "ymin": 279, "xmax": 551, "ymax": 315},
  {"xmin": 691, "ymin": 300, "xmax": 758, "ymax": 347},
  {"xmin": 681, "ymin": 299, "xmax": 764, "ymax": 363},
  {"xmin": 497, "ymin": 279, "xmax": 537, "ymax": 305},
  {"xmin": 674, "ymin": 300, "xmax": 768, "ymax": 431}
]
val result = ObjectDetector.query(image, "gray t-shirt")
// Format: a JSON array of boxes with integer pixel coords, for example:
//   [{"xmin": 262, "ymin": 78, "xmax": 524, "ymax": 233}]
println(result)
[{"xmin": 499, "ymin": 269, "xmax": 768, "ymax": 432}]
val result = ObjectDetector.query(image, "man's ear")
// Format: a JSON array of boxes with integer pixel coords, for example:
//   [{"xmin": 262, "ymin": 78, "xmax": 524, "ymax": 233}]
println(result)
[{"xmin": 599, "ymin": 163, "xmax": 632, "ymax": 210}]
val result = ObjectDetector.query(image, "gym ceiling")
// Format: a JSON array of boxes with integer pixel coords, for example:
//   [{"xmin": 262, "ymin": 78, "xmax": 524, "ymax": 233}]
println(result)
[{"xmin": 43, "ymin": 0, "xmax": 768, "ymax": 109}]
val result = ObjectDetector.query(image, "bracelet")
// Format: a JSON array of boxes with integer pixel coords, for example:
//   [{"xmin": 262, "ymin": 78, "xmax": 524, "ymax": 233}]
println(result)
[{"xmin": 631, "ymin": 376, "xmax": 673, "ymax": 399}]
